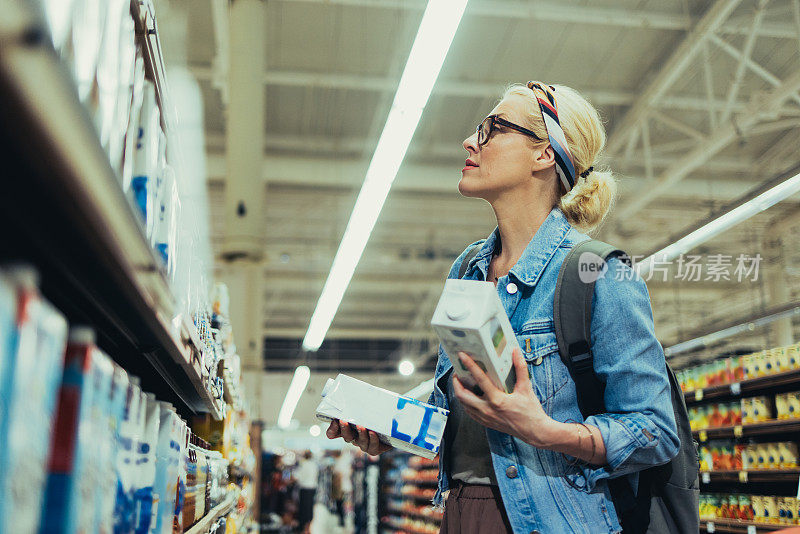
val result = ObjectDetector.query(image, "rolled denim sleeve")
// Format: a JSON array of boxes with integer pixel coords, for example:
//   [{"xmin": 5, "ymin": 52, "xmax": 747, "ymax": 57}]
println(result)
[{"xmin": 578, "ymin": 256, "xmax": 679, "ymax": 492}]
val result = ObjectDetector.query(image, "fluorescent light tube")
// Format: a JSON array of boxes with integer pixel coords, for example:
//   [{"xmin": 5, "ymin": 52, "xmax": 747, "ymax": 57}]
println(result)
[
  {"xmin": 277, "ymin": 365, "xmax": 310, "ymax": 429},
  {"xmin": 637, "ymin": 171, "xmax": 800, "ymax": 277},
  {"xmin": 302, "ymin": 0, "xmax": 469, "ymax": 351}
]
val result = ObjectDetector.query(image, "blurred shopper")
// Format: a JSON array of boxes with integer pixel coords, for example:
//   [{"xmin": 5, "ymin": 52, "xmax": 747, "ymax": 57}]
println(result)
[
  {"xmin": 295, "ymin": 450, "xmax": 318, "ymax": 534},
  {"xmin": 331, "ymin": 450, "xmax": 352, "ymax": 526},
  {"xmin": 328, "ymin": 82, "xmax": 689, "ymax": 533}
]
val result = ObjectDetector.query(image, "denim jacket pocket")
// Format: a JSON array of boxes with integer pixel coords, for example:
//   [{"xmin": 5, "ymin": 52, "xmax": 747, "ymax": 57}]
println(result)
[{"xmin": 516, "ymin": 330, "xmax": 569, "ymax": 408}]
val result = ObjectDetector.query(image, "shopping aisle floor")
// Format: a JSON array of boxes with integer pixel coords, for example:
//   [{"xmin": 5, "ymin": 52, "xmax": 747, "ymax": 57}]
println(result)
[{"xmin": 310, "ymin": 503, "xmax": 354, "ymax": 534}]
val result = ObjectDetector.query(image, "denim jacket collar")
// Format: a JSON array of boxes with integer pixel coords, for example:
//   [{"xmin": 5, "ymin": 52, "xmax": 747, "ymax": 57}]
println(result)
[{"xmin": 465, "ymin": 206, "xmax": 572, "ymax": 288}]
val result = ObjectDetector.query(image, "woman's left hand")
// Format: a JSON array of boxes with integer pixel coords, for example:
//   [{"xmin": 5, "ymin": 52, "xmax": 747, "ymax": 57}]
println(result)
[{"xmin": 453, "ymin": 348, "xmax": 555, "ymax": 448}]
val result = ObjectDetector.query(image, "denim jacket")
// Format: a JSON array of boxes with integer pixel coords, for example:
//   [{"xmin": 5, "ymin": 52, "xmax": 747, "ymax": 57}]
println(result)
[{"xmin": 429, "ymin": 207, "xmax": 680, "ymax": 534}]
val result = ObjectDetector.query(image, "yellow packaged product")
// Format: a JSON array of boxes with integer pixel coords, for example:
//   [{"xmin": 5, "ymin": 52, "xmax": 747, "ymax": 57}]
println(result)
[
  {"xmin": 698, "ymin": 445, "xmax": 712, "ymax": 471},
  {"xmin": 778, "ymin": 497, "xmax": 790, "ymax": 525},
  {"xmin": 776, "ymin": 393, "xmax": 790, "ymax": 419},
  {"xmin": 752, "ymin": 396, "xmax": 773, "ymax": 422},
  {"xmin": 743, "ymin": 444, "xmax": 759, "ymax": 470},
  {"xmin": 741, "ymin": 397, "xmax": 753, "ymax": 424},
  {"xmin": 754, "ymin": 351, "xmax": 767, "ymax": 377},
  {"xmin": 766, "ymin": 347, "xmax": 783, "ymax": 374},
  {"xmin": 755, "ymin": 444, "xmax": 770, "ymax": 469},
  {"xmin": 779, "ymin": 442, "xmax": 799, "ymax": 468},
  {"xmin": 788, "ymin": 392, "xmax": 800, "ymax": 419},
  {"xmin": 764, "ymin": 496, "xmax": 780, "ymax": 524},
  {"xmin": 766, "ymin": 443, "xmax": 781, "ymax": 469},
  {"xmin": 775, "ymin": 346, "xmax": 790, "ymax": 373},
  {"xmin": 752, "ymin": 495, "xmax": 765, "ymax": 522},
  {"xmin": 788, "ymin": 343, "xmax": 800, "ymax": 369},
  {"xmin": 742, "ymin": 354, "xmax": 754, "ymax": 379}
]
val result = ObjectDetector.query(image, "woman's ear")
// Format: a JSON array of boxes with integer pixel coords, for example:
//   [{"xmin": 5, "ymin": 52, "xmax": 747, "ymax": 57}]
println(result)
[{"xmin": 531, "ymin": 144, "xmax": 556, "ymax": 173}]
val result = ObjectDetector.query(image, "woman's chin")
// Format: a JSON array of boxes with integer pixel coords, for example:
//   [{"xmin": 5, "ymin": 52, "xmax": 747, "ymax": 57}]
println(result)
[{"xmin": 457, "ymin": 177, "xmax": 488, "ymax": 198}]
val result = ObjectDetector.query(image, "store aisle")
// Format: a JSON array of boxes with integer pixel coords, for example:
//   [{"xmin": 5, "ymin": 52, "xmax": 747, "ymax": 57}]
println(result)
[{"xmin": 310, "ymin": 503, "xmax": 354, "ymax": 534}]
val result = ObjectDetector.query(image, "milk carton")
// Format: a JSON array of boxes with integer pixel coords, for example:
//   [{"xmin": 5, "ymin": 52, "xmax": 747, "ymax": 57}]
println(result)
[
  {"xmin": 431, "ymin": 280, "xmax": 520, "ymax": 393},
  {"xmin": 0, "ymin": 267, "xmax": 68, "ymax": 534},
  {"xmin": 41, "ymin": 328, "xmax": 114, "ymax": 534},
  {"xmin": 316, "ymin": 374, "xmax": 448, "ymax": 459}
]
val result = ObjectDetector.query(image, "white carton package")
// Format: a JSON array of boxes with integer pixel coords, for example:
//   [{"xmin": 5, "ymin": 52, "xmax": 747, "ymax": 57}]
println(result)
[
  {"xmin": 431, "ymin": 279, "xmax": 520, "ymax": 393},
  {"xmin": 315, "ymin": 374, "xmax": 448, "ymax": 459}
]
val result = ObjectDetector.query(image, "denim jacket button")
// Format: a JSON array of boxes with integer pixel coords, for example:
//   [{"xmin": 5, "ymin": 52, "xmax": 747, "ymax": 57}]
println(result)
[
  {"xmin": 530, "ymin": 531, "xmax": 540, "ymax": 534},
  {"xmin": 531, "ymin": 355, "xmax": 543, "ymax": 366},
  {"xmin": 506, "ymin": 282, "xmax": 518, "ymax": 294},
  {"xmin": 506, "ymin": 465, "xmax": 518, "ymax": 479}
]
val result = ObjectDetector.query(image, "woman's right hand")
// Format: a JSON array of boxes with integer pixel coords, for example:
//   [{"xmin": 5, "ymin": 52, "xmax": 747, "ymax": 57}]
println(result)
[{"xmin": 326, "ymin": 419, "xmax": 392, "ymax": 456}]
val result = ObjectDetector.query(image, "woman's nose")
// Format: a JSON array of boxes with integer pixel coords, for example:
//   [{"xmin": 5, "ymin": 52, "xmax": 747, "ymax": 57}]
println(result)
[{"xmin": 463, "ymin": 132, "xmax": 478, "ymax": 153}]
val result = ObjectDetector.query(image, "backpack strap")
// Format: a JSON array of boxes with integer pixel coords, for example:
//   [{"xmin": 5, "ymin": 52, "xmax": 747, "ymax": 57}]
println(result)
[
  {"xmin": 554, "ymin": 239, "xmax": 631, "ymax": 418},
  {"xmin": 457, "ymin": 245, "xmax": 481, "ymax": 279}
]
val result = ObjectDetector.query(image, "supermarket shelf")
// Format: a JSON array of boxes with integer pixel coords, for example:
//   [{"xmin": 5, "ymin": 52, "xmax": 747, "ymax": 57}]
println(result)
[
  {"xmin": 694, "ymin": 419, "xmax": 800, "ymax": 440},
  {"xmin": 700, "ymin": 469, "xmax": 800, "ymax": 483},
  {"xmin": 684, "ymin": 368, "xmax": 800, "ymax": 405},
  {"xmin": 130, "ymin": 0, "xmax": 175, "ymax": 130},
  {"xmin": 387, "ymin": 506, "xmax": 442, "ymax": 524},
  {"xmin": 701, "ymin": 517, "xmax": 788, "ymax": 533},
  {"xmin": 382, "ymin": 518, "xmax": 439, "ymax": 534},
  {"xmin": 384, "ymin": 492, "xmax": 436, "ymax": 504},
  {"xmin": 185, "ymin": 494, "xmax": 237, "ymax": 534},
  {"xmin": 0, "ymin": 2, "xmax": 219, "ymax": 417},
  {"xmin": 401, "ymin": 478, "xmax": 438, "ymax": 487}
]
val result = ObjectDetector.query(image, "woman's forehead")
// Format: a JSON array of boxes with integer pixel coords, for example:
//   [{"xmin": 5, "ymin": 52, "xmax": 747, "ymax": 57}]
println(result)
[{"xmin": 490, "ymin": 94, "xmax": 530, "ymax": 122}]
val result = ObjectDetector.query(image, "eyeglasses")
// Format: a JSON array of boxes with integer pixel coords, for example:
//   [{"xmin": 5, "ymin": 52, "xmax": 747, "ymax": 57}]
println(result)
[{"xmin": 476, "ymin": 114, "xmax": 543, "ymax": 148}]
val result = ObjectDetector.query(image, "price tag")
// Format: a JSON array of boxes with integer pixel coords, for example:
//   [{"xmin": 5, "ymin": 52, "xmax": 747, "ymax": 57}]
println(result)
[
  {"xmin": 739, "ymin": 471, "xmax": 748, "ymax": 483},
  {"xmin": 699, "ymin": 430, "xmax": 708, "ymax": 442},
  {"xmin": 730, "ymin": 382, "xmax": 741, "ymax": 395},
  {"xmin": 734, "ymin": 425, "xmax": 743, "ymax": 438},
  {"xmin": 701, "ymin": 472, "xmax": 711, "ymax": 484},
  {"xmin": 695, "ymin": 389, "xmax": 704, "ymax": 401},
  {"xmin": 706, "ymin": 521, "xmax": 715, "ymax": 533},
  {"xmin": 747, "ymin": 526, "xmax": 756, "ymax": 534}
]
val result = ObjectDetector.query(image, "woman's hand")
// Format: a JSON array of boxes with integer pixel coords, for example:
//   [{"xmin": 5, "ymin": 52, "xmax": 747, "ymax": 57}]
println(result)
[
  {"xmin": 453, "ymin": 348, "xmax": 556, "ymax": 448},
  {"xmin": 326, "ymin": 419, "xmax": 392, "ymax": 456}
]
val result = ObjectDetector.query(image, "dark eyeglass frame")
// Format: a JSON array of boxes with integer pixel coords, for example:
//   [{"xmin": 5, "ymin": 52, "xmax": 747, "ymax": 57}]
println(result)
[{"xmin": 476, "ymin": 114, "xmax": 543, "ymax": 148}]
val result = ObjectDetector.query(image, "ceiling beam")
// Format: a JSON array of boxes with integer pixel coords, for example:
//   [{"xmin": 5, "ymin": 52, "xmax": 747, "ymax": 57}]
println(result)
[
  {"xmin": 205, "ymin": 153, "xmax": 758, "ymax": 201},
  {"xmin": 272, "ymin": 0, "xmax": 692, "ymax": 30},
  {"xmin": 204, "ymin": 132, "xmax": 798, "ymax": 175},
  {"xmin": 606, "ymin": 0, "xmax": 744, "ymax": 156},
  {"xmin": 193, "ymin": 67, "xmax": 800, "ymax": 117},
  {"xmin": 614, "ymin": 69, "xmax": 800, "ymax": 223},
  {"xmin": 264, "ymin": 327, "xmax": 433, "ymax": 340},
  {"xmin": 271, "ymin": 0, "xmax": 800, "ymax": 39}
]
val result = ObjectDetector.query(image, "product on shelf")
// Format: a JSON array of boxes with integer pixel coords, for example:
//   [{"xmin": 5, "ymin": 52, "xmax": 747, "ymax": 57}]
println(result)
[
  {"xmin": 41, "ymin": 328, "xmax": 116, "ymax": 533},
  {"xmin": 700, "ymin": 493, "xmax": 800, "ymax": 524},
  {"xmin": 0, "ymin": 267, "xmax": 69, "ymax": 534},
  {"xmin": 431, "ymin": 280, "xmax": 519, "ymax": 393},
  {"xmin": 677, "ymin": 355, "xmax": 744, "ymax": 391},
  {"xmin": 677, "ymin": 344, "xmax": 800, "ymax": 393},
  {"xmin": 134, "ymin": 393, "xmax": 161, "ymax": 534},
  {"xmin": 699, "ymin": 440, "xmax": 799, "ymax": 471},
  {"xmin": 316, "ymin": 374, "xmax": 449, "ymax": 459},
  {"xmin": 688, "ymin": 401, "xmax": 742, "ymax": 430}
]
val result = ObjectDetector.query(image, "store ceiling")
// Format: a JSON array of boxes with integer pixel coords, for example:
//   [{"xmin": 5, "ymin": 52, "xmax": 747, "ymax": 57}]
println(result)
[{"xmin": 176, "ymin": 0, "xmax": 800, "ymax": 423}]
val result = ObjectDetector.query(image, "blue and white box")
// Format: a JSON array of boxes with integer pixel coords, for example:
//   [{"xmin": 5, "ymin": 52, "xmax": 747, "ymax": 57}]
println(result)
[{"xmin": 316, "ymin": 374, "xmax": 448, "ymax": 459}]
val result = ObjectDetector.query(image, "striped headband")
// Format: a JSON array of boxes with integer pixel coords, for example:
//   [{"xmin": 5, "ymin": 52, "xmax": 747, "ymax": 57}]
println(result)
[{"xmin": 527, "ymin": 81, "xmax": 577, "ymax": 192}]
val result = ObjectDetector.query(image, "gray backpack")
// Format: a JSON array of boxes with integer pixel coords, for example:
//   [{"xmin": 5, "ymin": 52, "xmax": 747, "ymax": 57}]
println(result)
[{"xmin": 554, "ymin": 239, "xmax": 699, "ymax": 534}]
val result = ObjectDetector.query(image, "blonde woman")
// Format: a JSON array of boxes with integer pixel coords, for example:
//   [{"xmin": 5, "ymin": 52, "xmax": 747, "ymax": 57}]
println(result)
[{"xmin": 327, "ymin": 82, "xmax": 679, "ymax": 533}]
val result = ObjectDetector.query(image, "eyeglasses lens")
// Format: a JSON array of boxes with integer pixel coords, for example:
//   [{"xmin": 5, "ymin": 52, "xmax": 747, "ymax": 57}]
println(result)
[{"xmin": 478, "ymin": 117, "xmax": 492, "ymax": 146}]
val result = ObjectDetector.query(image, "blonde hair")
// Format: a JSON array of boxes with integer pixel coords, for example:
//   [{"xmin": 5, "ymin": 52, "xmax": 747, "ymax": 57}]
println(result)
[{"xmin": 502, "ymin": 83, "xmax": 617, "ymax": 233}]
